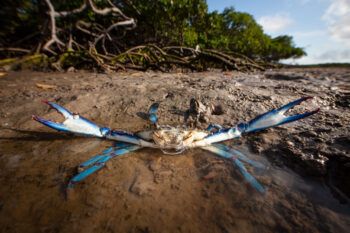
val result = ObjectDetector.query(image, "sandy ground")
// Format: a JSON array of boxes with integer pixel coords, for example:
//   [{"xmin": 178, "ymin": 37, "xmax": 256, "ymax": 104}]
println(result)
[{"xmin": 0, "ymin": 69, "xmax": 349, "ymax": 233}]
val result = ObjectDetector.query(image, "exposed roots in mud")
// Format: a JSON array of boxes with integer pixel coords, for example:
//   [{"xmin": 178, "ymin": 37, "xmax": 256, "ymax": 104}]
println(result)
[
  {"xmin": 0, "ymin": 0, "xmax": 274, "ymax": 72},
  {"xmin": 0, "ymin": 44, "xmax": 269, "ymax": 72}
]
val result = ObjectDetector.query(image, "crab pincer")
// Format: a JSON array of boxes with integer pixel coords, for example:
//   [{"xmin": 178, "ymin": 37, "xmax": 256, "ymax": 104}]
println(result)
[
  {"xmin": 243, "ymin": 96, "xmax": 320, "ymax": 133},
  {"xmin": 32, "ymin": 101, "xmax": 109, "ymax": 137}
]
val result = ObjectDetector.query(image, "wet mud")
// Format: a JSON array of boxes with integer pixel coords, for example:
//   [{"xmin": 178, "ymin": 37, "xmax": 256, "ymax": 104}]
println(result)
[{"xmin": 0, "ymin": 69, "xmax": 349, "ymax": 232}]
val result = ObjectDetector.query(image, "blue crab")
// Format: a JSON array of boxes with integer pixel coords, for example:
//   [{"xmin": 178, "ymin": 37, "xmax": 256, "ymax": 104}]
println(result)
[{"xmin": 32, "ymin": 97, "xmax": 319, "ymax": 193}]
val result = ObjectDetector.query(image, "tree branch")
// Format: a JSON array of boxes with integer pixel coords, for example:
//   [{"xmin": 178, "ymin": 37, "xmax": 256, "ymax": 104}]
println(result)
[
  {"xmin": 43, "ymin": 0, "xmax": 65, "ymax": 55},
  {"xmin": 54, "ymin": 0, "xmax": 87, "ymax": 17}
]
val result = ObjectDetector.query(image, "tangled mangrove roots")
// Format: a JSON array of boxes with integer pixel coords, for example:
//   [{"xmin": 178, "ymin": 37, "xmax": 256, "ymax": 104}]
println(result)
[
  {"xmin": 0, "ymin": 45, "xmax": 267, "ymax": 72},
  {"xmin": 0, "ymin": 0, "xmax": 271, "ymax": 72}
]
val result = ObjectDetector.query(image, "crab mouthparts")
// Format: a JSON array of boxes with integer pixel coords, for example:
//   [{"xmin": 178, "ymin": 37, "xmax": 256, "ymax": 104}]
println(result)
[
  {"xmin": 160, "ymin": 146, "xmax": 186, "ymax": 155},
  {"xmin": 159, "ymin": 139, "xmax": 186, "ymax": 155},
  {"xmin": 153, "ymin": 131, "xmax": 186, "ymax": 155}
]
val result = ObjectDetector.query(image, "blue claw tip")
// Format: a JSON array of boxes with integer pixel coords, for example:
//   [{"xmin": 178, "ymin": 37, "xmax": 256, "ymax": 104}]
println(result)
[
  {"xmin": 32, "ymin": 115, "xmax": 70, "ymax": 132},
  {"xmin": 277, "ymin": 96, "xmax": 312, "ymax": 112},
  {"xmin": 245, "ymin": 96, "xmax": 319, "ymax": 133},
  {"xmin": 148, "ymin": 103, "xmax": 159, "ymax": 114},
  {"xmin": 42, "ymin": 100, "xmax": 72, "ymax": 118},
  {"xmin": 149, "ymin": 113, "xmax": 158, "ymax": 123}
]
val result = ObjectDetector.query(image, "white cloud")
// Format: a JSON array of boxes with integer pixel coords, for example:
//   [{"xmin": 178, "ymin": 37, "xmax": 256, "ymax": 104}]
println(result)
[
  {"xmin": 258, "ymin": 13, "xmax": 294, "ymax": 34},
  {"xmin": 323, "ymin": 0, "xmax": 350, "ymax": 44},
  {"xmin": 318, "ymin": 48, "xmax": 350, "ymax": 61},
  {"xmin": 282, "ymin": 48, "xmax": 350, "ymax": 64}
]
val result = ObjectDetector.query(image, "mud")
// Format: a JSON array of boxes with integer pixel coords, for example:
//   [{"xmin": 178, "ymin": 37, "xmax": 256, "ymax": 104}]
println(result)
[{"xmin": 0, "ymin": 69, "xmax": 349, "ymax": 232}]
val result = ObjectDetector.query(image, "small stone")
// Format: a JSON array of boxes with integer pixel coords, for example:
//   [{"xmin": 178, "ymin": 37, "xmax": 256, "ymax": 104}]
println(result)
[
  {"xmin": 66, "ymin": 66, "xmax": 76, "ymax": 72},
  {"xmin": 286, "ymin": 141, "xmax": 294, "ymax": 147}
]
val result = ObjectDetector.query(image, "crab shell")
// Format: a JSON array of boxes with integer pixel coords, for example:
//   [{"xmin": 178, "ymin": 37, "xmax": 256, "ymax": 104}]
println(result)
[{"xmin": 137, "ymin": 126, "xmax": 209, "ymax": 155}]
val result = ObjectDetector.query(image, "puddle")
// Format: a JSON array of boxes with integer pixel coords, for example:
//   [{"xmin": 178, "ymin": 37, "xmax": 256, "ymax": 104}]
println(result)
[{"xmin": 0, "ymin": 136, "xmax": 349, "ymax": 233}]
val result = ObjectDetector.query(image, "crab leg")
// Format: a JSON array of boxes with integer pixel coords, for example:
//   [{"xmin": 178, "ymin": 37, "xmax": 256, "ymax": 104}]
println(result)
[
  {"xmin": 202, "ymin": 146, "xmax": 265, "ymax": 193},
  {"xmin": 206, "ymin": 123, "xmax": 223, "ymax": 132},
  {"xmin": 78, "ymin": 142, "xmax": 132, "ymax": 168},
  {"xmin": 214, "ymin": 144, "xmax": 265, "ymax": 169},
  {"xmin": 69, "ymin": 156, "xmax": 110, "ymax": 188},
  {"xmin": 192, "ymin": 97, "xmax": 319, "ymax": 146},
  {"xmin": 234, "ymin": 159, "xmax": 265, "ymax": 194},
  {"xmin": 107, "ymin": 131, "xmax": 157, "ymax": 147},
  {"xmin": 69, "ymin": 142, "xmax": 141, "ymax": 188}
]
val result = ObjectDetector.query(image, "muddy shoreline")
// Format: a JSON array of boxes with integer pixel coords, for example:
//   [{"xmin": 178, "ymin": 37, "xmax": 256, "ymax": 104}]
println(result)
[{"xmin": 0, "ymin": 69, "xmax": 349, "ymax": 232}]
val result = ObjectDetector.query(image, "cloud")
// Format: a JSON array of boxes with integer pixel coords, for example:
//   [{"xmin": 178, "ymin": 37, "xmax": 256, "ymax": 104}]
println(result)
[
  {"xmin": 323, "ymin": 0, "xmax": 350, "ymax": 44},
  {"xmin": 257, "ymin": 13, "xmax": 294, "ymax": 34},
  {"xmin": 282, "ymin": 48, "xmax": 350, "ymax": 64},
  {"xmin": 318, "ymin": 48, "xmax": 350, "ymax": 61}
]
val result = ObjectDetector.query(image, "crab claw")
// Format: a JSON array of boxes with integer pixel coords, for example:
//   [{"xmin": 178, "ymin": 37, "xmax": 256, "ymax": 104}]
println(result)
[
  {"xmin": 32, "ymin": 101, "xmax": 109, "ymax": 137},
  {"xmin": 243, "ymin": 96, "xmax": 320, "ymax": 133},
  {"xmin": 148, "ymin": 103, "xmax": 159, "ymax": 123}
]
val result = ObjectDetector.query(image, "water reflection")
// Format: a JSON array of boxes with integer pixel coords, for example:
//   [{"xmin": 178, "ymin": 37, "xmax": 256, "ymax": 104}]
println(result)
[
  {"xmin": 215, "ymin": 143, "xmax": 350, "ymax": 232},
  {"xmin": 0, "ymin": 135, "xmax": 349, "ymax": 233}
]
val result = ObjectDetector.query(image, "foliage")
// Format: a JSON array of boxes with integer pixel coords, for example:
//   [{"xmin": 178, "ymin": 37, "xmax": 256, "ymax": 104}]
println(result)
[
  {"xmin": 267, "ymin": 36, "xmax": 306, "ymax": 61},
  {"xmin": 122, "ymin": 2, "xmax": 305, "ymax": 61},
  {"xmin": 0, "ymin": 0, "xmax": 42, "ymax": 47},
  {"xmin": 1, "ymin": 0, "xmax": 306, "ymax": 63}
]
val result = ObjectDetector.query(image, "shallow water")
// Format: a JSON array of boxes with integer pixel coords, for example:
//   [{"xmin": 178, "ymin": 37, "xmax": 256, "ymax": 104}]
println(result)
[{"xmin": 0, "ymin": 134, "xmax": 349, "ymax": 233}]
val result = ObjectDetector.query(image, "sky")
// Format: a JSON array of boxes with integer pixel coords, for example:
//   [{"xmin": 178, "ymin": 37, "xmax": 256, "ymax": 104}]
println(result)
[{"xmin": 206, "ymin": 0, "xmax": 350, "ymax": 64}]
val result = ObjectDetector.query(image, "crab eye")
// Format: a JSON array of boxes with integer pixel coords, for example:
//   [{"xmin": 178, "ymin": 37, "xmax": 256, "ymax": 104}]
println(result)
[
  {"xmin": 153, "ymin": 131, "xmax": 164, "ymax": 140},
  {"xmin": 183, "ymin": 132, "xmax": 193, "ymax": 140}
]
